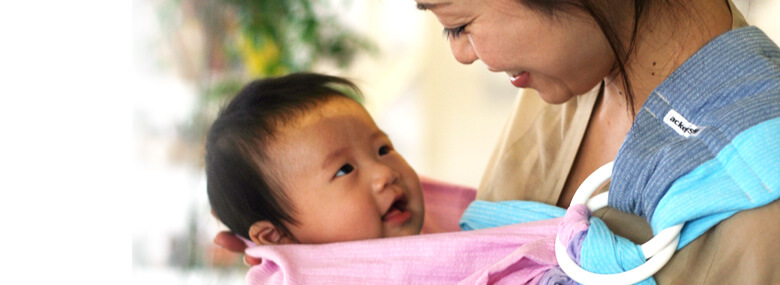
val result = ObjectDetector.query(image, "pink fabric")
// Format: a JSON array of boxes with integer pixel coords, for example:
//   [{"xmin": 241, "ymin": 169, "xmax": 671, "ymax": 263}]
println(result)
[
  {"xmin": 242, "ymin": 178, "xmax": 586, "ymax": 284},
  {"xmin": 556, "ymin": 204, "xmax": 591, "ymax": 265},
  {"xmin": 245, "ymin": 219, "xmax": 561, "ymax": 284},
  {"xmin": 557, "ymin": 205, "xmax": 590, "ymax": 244},
  {"xmin": 418, "ymin": 176, "xmax": 478, "ymax": 234}
]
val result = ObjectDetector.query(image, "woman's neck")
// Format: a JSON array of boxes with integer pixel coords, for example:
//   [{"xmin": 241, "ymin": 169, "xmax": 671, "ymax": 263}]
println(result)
[{"xmin": 602, "ymin": 0, "xmax": 733, "ymax": 117}]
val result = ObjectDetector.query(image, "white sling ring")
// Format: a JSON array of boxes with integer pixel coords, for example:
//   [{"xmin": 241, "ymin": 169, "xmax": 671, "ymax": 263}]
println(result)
[{"xmin": 555, "ymin": 161, "xmax": 684, "ymax": 285}]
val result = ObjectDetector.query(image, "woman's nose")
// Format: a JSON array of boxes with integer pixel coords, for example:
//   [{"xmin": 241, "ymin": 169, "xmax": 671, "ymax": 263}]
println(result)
[
  {"xmin": 449, "ymin": 36, "xmax": 478, "ymax": 65},
  {"xmin": 371, "ymin": 163, "xmax": 400, "ymax": 193}
]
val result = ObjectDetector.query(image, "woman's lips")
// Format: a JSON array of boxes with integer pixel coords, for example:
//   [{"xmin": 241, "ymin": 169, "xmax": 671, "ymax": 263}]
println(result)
[{"xmin": 509, "ymin": 72, "xmax": 530, "ymax": 88}]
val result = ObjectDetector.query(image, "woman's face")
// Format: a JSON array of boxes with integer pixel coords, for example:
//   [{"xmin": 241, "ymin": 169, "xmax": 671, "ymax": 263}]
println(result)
[{"xmin": 417, "ymin": 0, "xmax": 615, "ymax": 103}]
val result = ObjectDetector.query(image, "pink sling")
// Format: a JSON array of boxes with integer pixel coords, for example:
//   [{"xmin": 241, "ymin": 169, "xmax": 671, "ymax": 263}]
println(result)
[{"xmin": 244, "ymin": 177, "xmax": 570, "ymax": 284}]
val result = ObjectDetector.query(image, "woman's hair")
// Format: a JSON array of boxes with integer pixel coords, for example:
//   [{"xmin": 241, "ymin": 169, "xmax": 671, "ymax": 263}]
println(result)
[
  {"xmin": 521, "ymin": 0, "xmax": 650, "ymax": 116},
  {"xmin": 206, "ymin": 72, "xmax": 363, "ymax": 240}
]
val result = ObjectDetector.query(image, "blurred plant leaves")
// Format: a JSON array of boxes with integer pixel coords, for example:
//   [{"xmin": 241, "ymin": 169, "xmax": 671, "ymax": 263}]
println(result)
[
  {"xmin": 159, "ymin": 0, "xmax": 375, "ymax": 167},
  {"xmin": 227, "ymin": 0, "xmax": 375, "ymax": 75}
]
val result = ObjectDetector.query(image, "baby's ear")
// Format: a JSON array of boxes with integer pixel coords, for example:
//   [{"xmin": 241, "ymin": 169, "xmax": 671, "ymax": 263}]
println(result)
[{"xmin": 248, "ymin": 221, "xmax": 294, "ymax": 245}]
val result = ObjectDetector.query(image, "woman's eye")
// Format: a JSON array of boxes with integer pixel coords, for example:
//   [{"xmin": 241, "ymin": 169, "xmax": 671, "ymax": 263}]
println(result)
[
  {"xmin": 335, "ymin": 164, "xmax": 354, "ymax": 177},
  {"xmin": 378, "ymin": 145, "xmax": 391, "ymax": 156},
  {"xmin": 443, "ymin": 25, "xmax": 467, "ymax": 39}
]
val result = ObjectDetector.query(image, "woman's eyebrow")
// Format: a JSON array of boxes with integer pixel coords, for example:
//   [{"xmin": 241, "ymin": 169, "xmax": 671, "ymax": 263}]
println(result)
[{"xmin": 416, "ymin": 2, "xmax": 450, "ymax": 11}]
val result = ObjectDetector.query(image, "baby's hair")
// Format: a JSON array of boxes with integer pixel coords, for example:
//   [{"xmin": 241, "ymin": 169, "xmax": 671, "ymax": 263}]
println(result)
[{"xmin": 206, "ymin": 72, "xmax": 364, "ymax": 240}]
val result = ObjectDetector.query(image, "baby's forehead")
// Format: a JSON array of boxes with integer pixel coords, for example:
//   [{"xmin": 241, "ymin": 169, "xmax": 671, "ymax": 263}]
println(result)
[
  {"xmin": 315, "ymin": 95, "xmax": 366, "ymax": 113},
  {"xmin": 292, "ymin": 96, "xmax": 371, "ymax": 124},
  {"xmin": 268, "ymin": 96, "xmax": 381, "ymax": 146}
]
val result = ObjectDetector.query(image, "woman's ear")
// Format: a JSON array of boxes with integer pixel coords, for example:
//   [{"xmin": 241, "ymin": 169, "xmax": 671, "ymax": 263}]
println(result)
[{"xmin": 248, "ymin": 221, "xmax": 294, "ymax": 245}]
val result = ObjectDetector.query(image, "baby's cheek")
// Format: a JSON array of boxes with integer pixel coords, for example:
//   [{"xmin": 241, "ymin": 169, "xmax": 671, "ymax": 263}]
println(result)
[{"xmin": 352, "ymin": 214, "xmax": 385, "ymax": 240}]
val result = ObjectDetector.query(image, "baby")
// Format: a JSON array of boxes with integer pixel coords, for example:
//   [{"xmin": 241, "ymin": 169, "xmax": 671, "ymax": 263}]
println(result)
[{"xmin": 206, "ymin": 72, "xmax": 425, "ymax": 245}]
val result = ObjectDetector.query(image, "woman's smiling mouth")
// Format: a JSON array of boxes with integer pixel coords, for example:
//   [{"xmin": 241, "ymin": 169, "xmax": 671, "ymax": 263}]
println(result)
[{"xmin": 507, "ymin": 71, "xmax": 530, "ymax": 88}]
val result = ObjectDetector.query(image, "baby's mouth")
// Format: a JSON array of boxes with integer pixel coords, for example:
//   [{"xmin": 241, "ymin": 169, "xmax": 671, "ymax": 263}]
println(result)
[{"xmin": 382, "ymin": 194, "xmax": 410, "ymax": 222}]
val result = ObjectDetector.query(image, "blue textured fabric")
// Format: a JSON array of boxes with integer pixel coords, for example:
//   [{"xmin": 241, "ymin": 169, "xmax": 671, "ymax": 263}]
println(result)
[
  {"xmin": 459, "ymin": 201, "xmax": 656, "ymax": 284},
  {"xmin": 609, "ymin": 26, "xmax": 780, "ymax": 221},
  {"xmin": 580, "ymin": 219, "xmax": 653, "ymax": 285},
  {"xmin": 460, "ymin": 200, "xmax": 565, "ymax": 231},
  {"xmin": 588, "ymin": 25, "xmax": 780, "ymax": 277},
  {"xmin": 652, "ymin": 117, "xmax": 780, "ymax": 247}
]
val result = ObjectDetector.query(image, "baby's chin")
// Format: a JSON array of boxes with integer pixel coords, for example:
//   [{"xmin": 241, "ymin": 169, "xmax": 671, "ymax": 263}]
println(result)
[
  {"xmin": 384, "ymin": 220, "xmax": 424, "ymax": 238},
  {"xmin": 383, "ymin": 230, "xmax": 420, "ymax": 239}
]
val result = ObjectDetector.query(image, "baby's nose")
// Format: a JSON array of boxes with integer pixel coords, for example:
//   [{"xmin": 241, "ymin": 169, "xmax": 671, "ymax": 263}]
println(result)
[{"xmin": 371, "ymin": 163, "xmax": 400, "ymax": 193}]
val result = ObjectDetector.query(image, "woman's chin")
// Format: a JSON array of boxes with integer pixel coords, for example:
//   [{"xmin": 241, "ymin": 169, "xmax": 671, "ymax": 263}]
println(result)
[{"xmin": 536, "ymin": 89, "xmax": 575, "ymax": 105}]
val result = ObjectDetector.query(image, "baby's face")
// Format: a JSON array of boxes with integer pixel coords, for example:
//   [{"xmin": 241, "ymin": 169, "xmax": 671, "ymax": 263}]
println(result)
[{"xmin": 264, "ymin": 96, "xmax": 424, "ymax": 244}]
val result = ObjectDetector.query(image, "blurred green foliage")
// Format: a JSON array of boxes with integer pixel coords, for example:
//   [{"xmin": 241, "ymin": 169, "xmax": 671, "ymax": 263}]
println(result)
[
  {"xmin": 224, "ymin": 0, "xmax": 376, "ymax": 75},
  {"xmin": 160, "ymin": 0, "xmax": 375, "ymax": 167}
]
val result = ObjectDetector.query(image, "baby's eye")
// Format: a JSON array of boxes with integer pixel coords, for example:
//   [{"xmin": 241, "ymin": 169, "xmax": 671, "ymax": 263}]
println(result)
[
  {"xmin": 335, "ymin": 164, "xmax": 354, "ymax": 177},
  {"xmin": 378, "ymin": 145, "xmax": 391, "ymax": 156}
]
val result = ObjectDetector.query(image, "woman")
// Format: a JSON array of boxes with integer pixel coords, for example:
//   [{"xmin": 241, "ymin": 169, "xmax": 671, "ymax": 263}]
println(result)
[{"xmin": 218, "ymin": 0, "xmax": 780, "ymax": 282}]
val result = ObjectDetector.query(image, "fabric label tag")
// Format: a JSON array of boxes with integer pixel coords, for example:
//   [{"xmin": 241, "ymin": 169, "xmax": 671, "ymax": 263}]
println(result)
[{"xmin": 664, "ymin": 109, "xmax": 700, "ymax": 137}]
